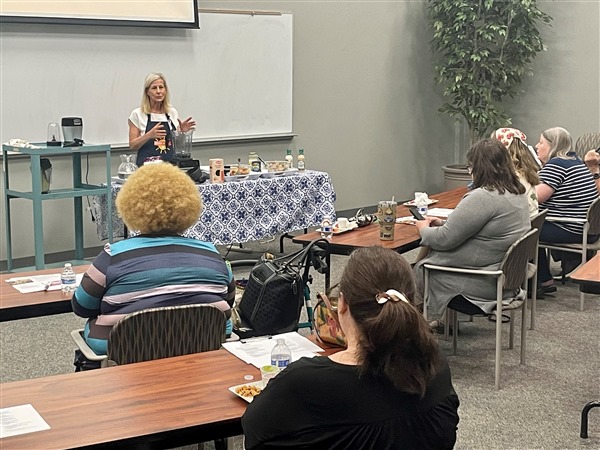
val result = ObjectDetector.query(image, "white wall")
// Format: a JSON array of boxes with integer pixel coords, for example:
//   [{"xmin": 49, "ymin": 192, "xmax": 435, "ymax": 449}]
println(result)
[{"xmin": 1, "ymin": 1, "xmax": 598, "ymax": 264}]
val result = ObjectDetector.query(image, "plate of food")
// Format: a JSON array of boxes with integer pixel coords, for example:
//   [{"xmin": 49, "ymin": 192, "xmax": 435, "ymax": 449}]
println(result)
[
  {"xmin": 402, "ymin": 199, "xmax": 438, "ymax": 206},
  {"xmin": 229, "ymin": 381, "xmax": 264, "ymax": 403}
]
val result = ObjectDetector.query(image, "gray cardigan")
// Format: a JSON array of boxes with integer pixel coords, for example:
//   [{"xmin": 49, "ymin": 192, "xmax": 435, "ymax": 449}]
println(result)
[{"xmin": 414, "ymin": 188, "xmax": 530, "ymax": 316}]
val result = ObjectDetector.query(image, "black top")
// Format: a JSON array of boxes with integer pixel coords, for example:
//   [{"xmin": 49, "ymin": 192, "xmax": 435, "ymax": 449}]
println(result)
[{"xmin": 242, "ymin": 356, "xmax": 460, "ymax": 450}]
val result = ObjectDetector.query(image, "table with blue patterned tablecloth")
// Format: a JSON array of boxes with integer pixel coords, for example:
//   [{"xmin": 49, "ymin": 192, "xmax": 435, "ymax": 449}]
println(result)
[{"xmin": 94, "ymin": 170, "xmax": 336, "ymax": 245}]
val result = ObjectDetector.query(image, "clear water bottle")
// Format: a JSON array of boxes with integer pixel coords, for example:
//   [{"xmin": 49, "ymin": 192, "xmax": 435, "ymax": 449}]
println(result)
[
  {"xmin": 61, "ymin": 263, "xmax": 76, "ymax": 294},
  {"xmin": 270, "ymin": 338, "xmax": 292, "ymax": 370},
  {"xmin": 321, "ymin": 215, "xmax": 333, "ymax": 239}
]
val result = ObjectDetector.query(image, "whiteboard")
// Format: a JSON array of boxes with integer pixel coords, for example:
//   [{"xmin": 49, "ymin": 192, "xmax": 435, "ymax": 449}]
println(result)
[{"xmin": 0, "ymin": 11, "xmax": 293, "ymax": 146}]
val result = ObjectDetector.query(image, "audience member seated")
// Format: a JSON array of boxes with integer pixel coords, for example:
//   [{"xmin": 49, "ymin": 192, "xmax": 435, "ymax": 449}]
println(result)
[
  {"xmin": 242, "ymin": 247, "xmax": 460, "ymax": 450},
  {"xmin": 534, "ymin": 127, "xmax": 599, "ymax": 293},
  {"xmin": 413, "ymin": 139, "xmax": 530, "ymax": 320},
  {"xmin": 71, "ymin": 163, "xmax": 235, "ymax": 365},
  {"xmin": 583, "ymin": 149, "xmax": 600, "ymax": 193},
  {"xmin": 491, "ymin": 127, "xmax": 540, "ymax": 216}
]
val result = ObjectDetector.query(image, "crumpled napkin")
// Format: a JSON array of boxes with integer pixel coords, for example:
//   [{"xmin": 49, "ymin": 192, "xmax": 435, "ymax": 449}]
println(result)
[
  {"xmin": 414, "ymin": 192, "xmax": 429, "ymax": 205},
  {"xmin": 5, "ymin": 139, "xmax": 41, "ymax": 149}
]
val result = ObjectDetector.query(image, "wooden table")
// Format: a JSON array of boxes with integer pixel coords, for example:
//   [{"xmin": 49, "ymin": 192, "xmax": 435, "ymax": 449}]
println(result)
[
  {"xmin": 293, "ymin": 187, "xmax": 468, "ymax": 289},
  {"xmin": 0, "ymin": 340, "xmax": 339, "ymax": 449},
  {"xmin": 0, "ymin": 266, "xmax": 89, "ymax": 322},
  {"xmin": 570, "ymin": 254, "xmax": 600, "ymax": 439}
]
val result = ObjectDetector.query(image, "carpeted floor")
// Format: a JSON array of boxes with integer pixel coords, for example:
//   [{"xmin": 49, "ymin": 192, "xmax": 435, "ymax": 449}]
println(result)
[{"xmin": 1, "ymin": 236, "xmax": 598, "ymax": 449}]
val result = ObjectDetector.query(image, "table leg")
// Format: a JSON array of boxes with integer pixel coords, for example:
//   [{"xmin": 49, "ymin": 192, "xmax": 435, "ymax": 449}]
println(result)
[{"xmin": 31, "ymin": 156, "xmax": 45, "ymax": 269}]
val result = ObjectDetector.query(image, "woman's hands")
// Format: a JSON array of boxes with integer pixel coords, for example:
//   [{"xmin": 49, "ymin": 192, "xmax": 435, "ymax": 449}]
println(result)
[
  {"xmin": 178, "ymin": 117, "xmax": 196, "ymax": 132},
  {"xmin": 415, "ymin": 217, "xmax": 443, "ymax": 233},
  {"xmin": 149, "ymin": 122, "xmax": 166, "ymax": 140}
]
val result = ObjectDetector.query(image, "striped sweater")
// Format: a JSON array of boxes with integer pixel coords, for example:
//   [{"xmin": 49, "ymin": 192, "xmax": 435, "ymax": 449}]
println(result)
[
  {"xmin": 539, "ymin": 155, "xmax": 598, "ymax": 235},
  {"xmin": 72, "ymin": 235, "xmax": 235, "ymax": 355}
]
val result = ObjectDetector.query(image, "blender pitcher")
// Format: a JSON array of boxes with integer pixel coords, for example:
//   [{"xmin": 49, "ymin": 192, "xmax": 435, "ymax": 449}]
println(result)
[{"xmin": 172, "ymin": 130, "xmax": 193, "ymax": 159}]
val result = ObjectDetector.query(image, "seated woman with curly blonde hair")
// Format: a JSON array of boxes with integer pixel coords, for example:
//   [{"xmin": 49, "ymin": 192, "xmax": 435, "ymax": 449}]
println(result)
[{"xmin": 72, "ymin": 163, "xmax": 235, "ymax": 365}]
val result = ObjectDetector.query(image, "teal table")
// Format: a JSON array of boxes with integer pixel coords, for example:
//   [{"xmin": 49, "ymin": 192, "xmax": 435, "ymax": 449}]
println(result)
[{"xmin": 2, "ymin": 143, "xmax": 113, "ymax": 270}]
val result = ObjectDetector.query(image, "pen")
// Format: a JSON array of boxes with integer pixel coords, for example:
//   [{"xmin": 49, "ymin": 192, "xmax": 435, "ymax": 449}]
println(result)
[
  {"xmin": 43, "ymin": 280, "xmax": 61, "ymax": 291},
  {"xmin": 240, "ymin": 336, "xmax": 272, "ymax": 344}
]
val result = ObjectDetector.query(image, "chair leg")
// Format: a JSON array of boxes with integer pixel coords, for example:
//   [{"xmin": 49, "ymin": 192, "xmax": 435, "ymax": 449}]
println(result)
[
  {"xmin": 509, "ymin": 310, "xmax": 515, "ymax": 350},
  {"xmin": 530, "ymin": 261, "xmax": 538, "ymax": 330},
  {"xmin": 452, "ymin": 309, "xmax": 458, "ymax": 355},
  {"xmin": 520, "ymin": 302, "xmax": 527, "ymax": 365},
  {"xmin": 495, "ymin": 310, "xmax": 502, "ymax": 390}
]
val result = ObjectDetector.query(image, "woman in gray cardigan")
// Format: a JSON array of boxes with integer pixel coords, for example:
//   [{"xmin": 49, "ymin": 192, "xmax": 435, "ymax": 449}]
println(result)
[{"xmin": 414, "ymin": 139, "xmax": 530, "ymax": 318}]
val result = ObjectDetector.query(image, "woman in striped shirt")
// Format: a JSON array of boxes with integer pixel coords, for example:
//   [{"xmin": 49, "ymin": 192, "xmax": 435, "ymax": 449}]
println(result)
[{"xmin": 535, "ymin": 127, "xmax": 599, "ymax": 293}]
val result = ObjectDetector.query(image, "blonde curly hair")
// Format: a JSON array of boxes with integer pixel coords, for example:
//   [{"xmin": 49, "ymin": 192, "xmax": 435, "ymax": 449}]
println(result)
[{"xmin": 116, "ymin": 162, "xmax": 202, "ymax": 234}]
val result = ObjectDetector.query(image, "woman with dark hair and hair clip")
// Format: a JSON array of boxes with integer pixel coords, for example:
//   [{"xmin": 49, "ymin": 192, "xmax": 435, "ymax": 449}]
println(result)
[
  {"xmin": 414, "ymin": 139, "xmax": 530, "ymax": 322},
  {"xmin": 242, "ymin": 247, "xmax": 459, "ymax": 450}
]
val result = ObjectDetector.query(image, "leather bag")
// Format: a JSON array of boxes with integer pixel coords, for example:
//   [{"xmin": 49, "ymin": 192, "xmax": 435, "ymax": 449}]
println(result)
[{"xmin": 313, "ymin": 291, "xmax": 347, "ymax": 347}]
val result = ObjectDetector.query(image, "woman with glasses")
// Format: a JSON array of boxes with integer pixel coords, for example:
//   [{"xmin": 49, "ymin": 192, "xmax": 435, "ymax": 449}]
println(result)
[
  {"xmin": 242, "ymin": 247, "xmax": 460, "ymax": 450},
  {"xmin": 414, "ymin": 139, "xmax": 530, "ymax": 321}
]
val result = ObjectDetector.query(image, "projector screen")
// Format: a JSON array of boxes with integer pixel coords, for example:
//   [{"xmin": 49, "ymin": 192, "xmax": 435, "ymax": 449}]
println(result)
[{"xmin": 0, "ymin": 0, "xmax": 199, "ymax": 28}]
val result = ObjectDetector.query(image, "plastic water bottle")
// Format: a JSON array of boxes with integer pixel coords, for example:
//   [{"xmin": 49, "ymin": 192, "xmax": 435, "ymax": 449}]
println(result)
[
  {"xmin": 416, "ymin": 198, "xmax": 428, "ymax": 217},
  {"xmin": 61, "ymin": 263, "xmax": 76, "ymax": 294},
  {"xmin": 321, "ymin": 215, "xmax": 333, "ymax": 239},
  {"xmin": 270, "ymin": 338, "xmax": 292, "ymax": 370}
]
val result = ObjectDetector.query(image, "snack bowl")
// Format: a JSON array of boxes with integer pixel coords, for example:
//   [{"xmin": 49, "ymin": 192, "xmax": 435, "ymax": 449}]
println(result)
[{"xmin": 266, "ymin": 160, "xmax": 291, "ymax": 172}]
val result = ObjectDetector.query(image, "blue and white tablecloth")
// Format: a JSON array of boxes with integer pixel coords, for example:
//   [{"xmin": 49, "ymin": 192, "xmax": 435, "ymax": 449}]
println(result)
[{"xmin": 94, "ymin": 170, "xmax": 336, "ymax": 245}]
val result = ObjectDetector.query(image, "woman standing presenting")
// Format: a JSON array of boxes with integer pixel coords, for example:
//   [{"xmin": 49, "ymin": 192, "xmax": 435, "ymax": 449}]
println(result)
[{"xmin": 128, "ymin": 73, "xmax": 196, "ymax": 166}]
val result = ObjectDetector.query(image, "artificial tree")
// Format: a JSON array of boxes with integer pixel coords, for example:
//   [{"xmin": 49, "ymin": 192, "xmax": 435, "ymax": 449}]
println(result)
[{"xmin": 428, "ymin": 0, "xmax": 552, "ymax": 145}]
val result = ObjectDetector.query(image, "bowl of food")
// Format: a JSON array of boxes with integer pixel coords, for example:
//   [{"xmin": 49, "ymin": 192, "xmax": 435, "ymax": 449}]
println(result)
[
  {"xmin": 266, "ymin": 160, "xmax": 291, "ymax": 172},
  {"xmin": 229, "ymin": 164, "xmax": 251, "ymax": 176}
]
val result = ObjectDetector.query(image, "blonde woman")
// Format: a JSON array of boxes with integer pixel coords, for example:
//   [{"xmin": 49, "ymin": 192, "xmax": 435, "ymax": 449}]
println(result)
[
  {"xmin": 492, "ymin": 127, "xmax": 540, "ymax": 216},
  {"xmin": 128, "ymin": 73, "xmax": 196, "ymax": 166},
  {"xmin": 72, "ymin": 163, "xmax": 234, "ymax": 368}
]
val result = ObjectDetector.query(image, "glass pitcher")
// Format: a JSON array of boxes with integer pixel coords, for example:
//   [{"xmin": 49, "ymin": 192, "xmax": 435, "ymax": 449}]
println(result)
[
  {"xmin": 117, "ymin": 154, "xmax": 138, "ymax": 179},
  {"xmin": 172, "ymin": 130, "xmax": 193, "ymax": 159}
]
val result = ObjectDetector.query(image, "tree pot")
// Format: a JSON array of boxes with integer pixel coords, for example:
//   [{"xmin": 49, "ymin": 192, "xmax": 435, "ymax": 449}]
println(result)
[{"xmin": 442, "ymin": 164, "xmax": 471, "ymax": 191}]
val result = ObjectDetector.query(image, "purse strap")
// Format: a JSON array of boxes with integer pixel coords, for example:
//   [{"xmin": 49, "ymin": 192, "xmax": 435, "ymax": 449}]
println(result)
[
  {"xmin": 275, "ymin": 238, "xmax": 329, "ymax": 270},
  {"xmin": 316, "ymin": 292, "xmax": 341, "ymax": 328}
]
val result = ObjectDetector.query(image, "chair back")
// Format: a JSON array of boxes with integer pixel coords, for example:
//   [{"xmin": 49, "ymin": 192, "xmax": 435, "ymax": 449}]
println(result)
[
  {"xmin": 530, "ymin": 209, "xmax": 548, "ymax": 235},
  {"xmin": 107, "ymin": 304, "xmax": 226, "ymax": 365},
  {"xmin": 575, "ymin": 132, "xmax": 600, "ymax": 159},
  {"xmin": 587, "ymin": 198, "xmax": 600, "ymax": 236},
  {"xmin": 499, "ymin": 228, "xmax": 540, "ymax": 290}
]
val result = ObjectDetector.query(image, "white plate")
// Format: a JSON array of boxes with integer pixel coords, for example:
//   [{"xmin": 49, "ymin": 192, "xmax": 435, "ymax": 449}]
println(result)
[
  {"xmin": 225, "ymin": 174, "xmax": 248, "ymax": 182},
  {"xmin": 275, "ymin": 168, "xmax": 300, "ymax": 176},
  {"xmin": 402, "ymin": 199, "xmax": 438, "ymax": 206},
  {"xmin": 229, "ymin": 381, "xmax": 264, "ymax": 403}
]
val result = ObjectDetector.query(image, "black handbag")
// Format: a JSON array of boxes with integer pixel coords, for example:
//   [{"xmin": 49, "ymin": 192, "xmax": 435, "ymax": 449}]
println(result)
[{"xmin": 237, "ymin": 239, "xmax": 328, "ymax": 336}]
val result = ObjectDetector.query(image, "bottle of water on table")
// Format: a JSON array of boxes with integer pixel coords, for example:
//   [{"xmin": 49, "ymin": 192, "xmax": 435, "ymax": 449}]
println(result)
[
  {"xmin": 321, "ymin": 215, "xmax": 333, "ymax": 239},
  {"xmin": 61, "ymin": 263, "xmax": 76, "ymax": 294},
  {"xmin": 271, "ymin": 338, "xmax": 292, "ymax": 370}
]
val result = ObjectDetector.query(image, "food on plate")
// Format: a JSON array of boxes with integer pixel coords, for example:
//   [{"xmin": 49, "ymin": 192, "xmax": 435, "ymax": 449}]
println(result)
[
  {"xmin": 229, "ymin": 165, "xmax": 251, "ymax": 176},
  {"xmin": 235, "ymin": 384, "xmax": 262, "ymax": 398}
]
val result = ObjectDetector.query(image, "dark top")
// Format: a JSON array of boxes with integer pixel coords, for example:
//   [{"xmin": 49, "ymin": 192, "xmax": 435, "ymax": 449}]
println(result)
[{"xmin": 242, "ymin": 356, "xmax": 460, "ymax": 450}]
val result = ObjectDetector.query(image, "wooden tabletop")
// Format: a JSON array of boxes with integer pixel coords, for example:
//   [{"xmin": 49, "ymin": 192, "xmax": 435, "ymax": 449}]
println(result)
[
  {"xmin": 293, "ymin": 187, "xmax": 468, "ymax": 255},
  {"xmin": 570, "ymin": 253, "xmax": 600, "ymax": 286},
  {"xmin": 0, "ymin": 337, "xmax": 340, "ymax": 449},
  {"xmin": 0, "ymin": 266, "xmax": 89, "ymax": 321}
]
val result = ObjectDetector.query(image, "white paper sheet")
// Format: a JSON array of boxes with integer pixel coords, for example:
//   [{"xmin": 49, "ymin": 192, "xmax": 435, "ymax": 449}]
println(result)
[
  {"xmin": 222, "ymin": 331, "xmax": 324, "ymax": 368},
  {"xmin": 0, "ymin": 404, "xmax": 50, "ymax": 438},
  {"xmin": 5, "ymin": 274, "xmax": 83, "ymax": 294},
  {"xmin": 426, "ymin": 208, "xmax": 454, "ymax": 218}
]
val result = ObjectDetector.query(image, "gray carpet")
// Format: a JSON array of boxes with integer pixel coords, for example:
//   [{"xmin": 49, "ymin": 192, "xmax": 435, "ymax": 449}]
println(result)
[{"xmin": 1, "ymin": 236, "xmax": 599, "ymax": 449}]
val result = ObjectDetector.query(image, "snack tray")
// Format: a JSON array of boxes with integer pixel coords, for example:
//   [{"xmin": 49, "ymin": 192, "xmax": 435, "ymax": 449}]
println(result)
[
  {"xmin": 229, "ymin": 381, "xmax": 265, "ymax": 403},
  {"xmin": 402, "ymin": 199, "xmax": 438, "ymax": 206}
]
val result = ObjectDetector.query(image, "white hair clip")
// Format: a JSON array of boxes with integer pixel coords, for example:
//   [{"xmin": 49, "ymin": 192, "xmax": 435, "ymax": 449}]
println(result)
[{"xmin": 376, "ymin": 289, "xmax": 410, "ymax": 305}]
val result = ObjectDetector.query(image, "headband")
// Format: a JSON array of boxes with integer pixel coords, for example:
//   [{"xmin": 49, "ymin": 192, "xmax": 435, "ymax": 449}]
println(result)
[
  {"xmin": 375, "ymin": 289, "xmax": 410, "ymax": 305},
  {"xmin": 494, "ymin": 127, "xmax": 527, "ymax": 148}
]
